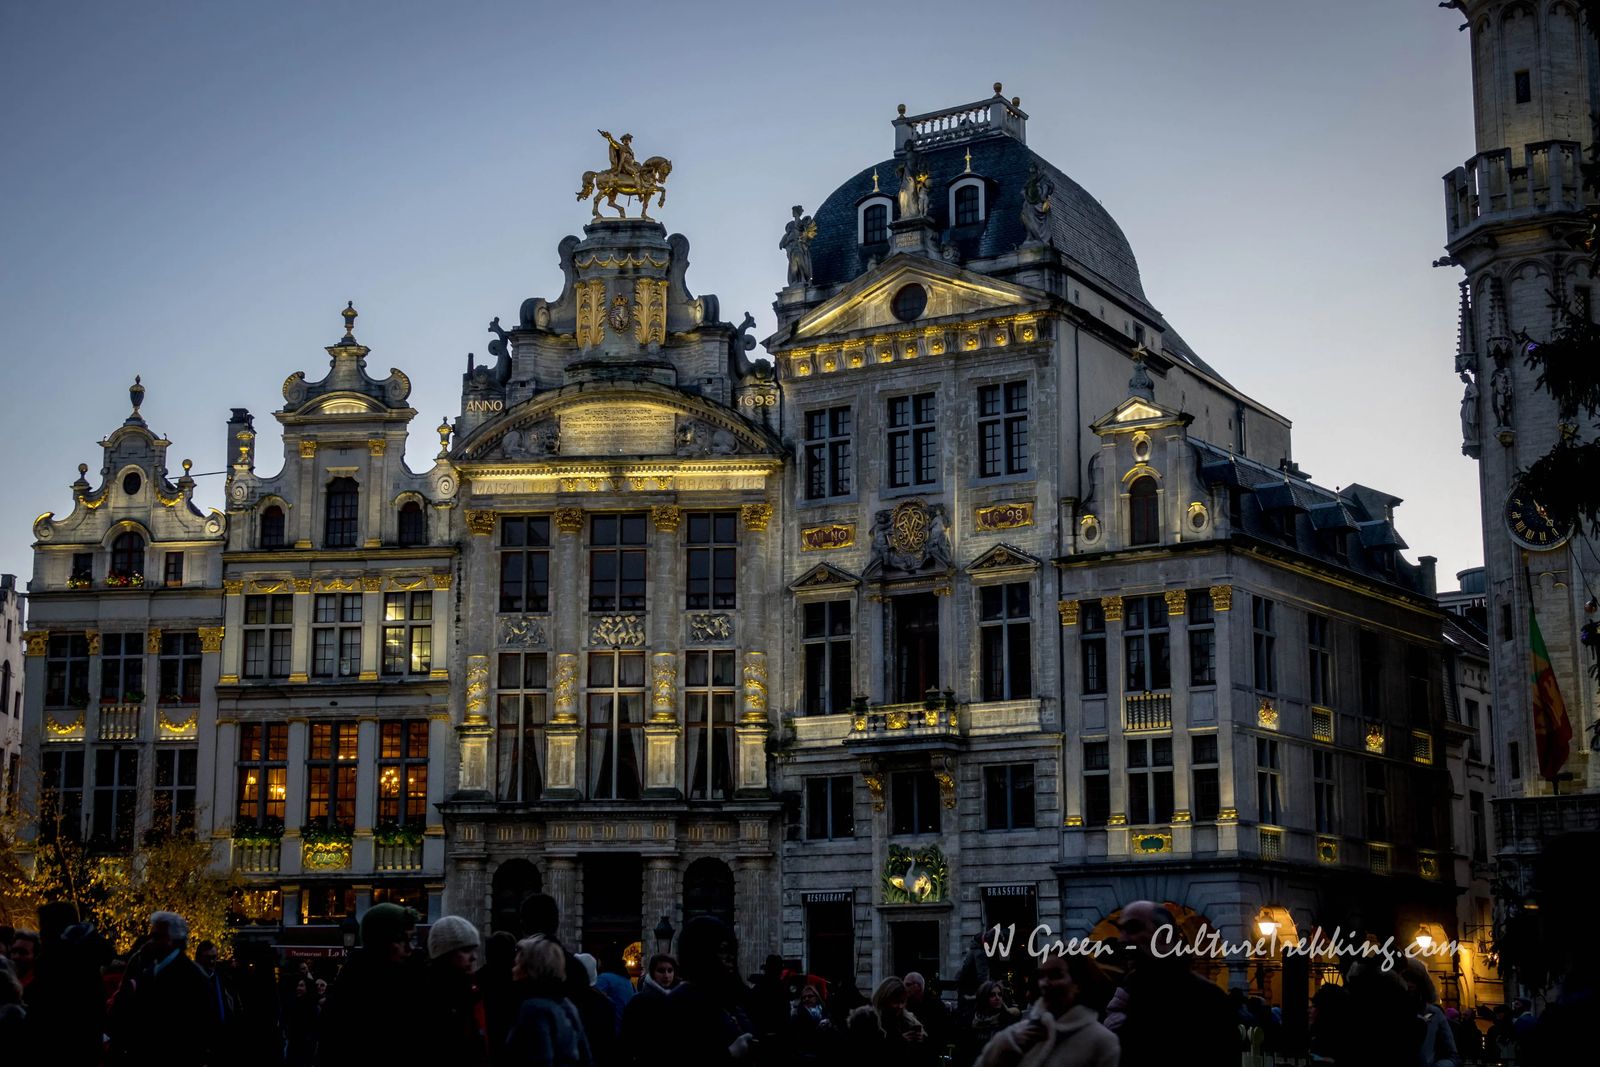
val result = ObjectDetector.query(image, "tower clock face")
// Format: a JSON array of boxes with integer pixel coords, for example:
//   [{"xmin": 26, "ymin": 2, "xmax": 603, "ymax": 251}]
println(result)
[{"xmin": 1505, "ymin": 486, "xmax": 1571, "ymax": 551}]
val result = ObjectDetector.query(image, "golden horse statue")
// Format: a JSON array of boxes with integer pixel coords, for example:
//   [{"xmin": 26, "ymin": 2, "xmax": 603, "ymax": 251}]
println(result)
[{"xmin": 576, "ymin": 156, "xmax": 673, "ymax": 221}]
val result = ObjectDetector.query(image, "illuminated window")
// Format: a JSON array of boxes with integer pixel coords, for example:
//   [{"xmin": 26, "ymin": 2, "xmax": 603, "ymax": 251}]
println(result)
[
  {"xmin": 377, "ymin": 721, "xmax": 429, "ymax": 826},
  {"xmin": 306, "ymin": 721, "xmax": 359, "ymax": 828},
  {"xmin": 235, "ymin": 722, "xmax": 288, "ymax": 827},
  {"xmin": 382, "ymin": 592, "xmax": 432, "ymax": 676}
]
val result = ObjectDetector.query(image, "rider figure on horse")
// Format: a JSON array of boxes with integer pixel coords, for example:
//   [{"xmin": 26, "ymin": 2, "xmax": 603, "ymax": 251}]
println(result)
[{"xmin": 599, "ymin": 130, "xmax": 641, "ymax": 186}]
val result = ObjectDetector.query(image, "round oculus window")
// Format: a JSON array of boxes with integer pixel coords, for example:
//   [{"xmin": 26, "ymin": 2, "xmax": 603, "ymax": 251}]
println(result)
[
  {"xmin": 891, "ymin": 283, "xmax": 928, "ymax": 323},
  {"xmin": 122, "ymin": 472, "xmax": 142, "ymax": 496}
]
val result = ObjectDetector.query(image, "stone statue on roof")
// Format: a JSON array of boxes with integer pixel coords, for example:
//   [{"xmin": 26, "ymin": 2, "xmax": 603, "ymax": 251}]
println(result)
[
  {"xmin": 1021, "ymin": 162, "xmax": 1053, "ymax": 247},
  {"xmin": 781, "ymin": 205, "xmax": 817, "ymax": 286},
  {"xmin": 1491, "ymin": 359, "xmax": 1514, "ymax": 430},
  {"xmin": 897, "ymin": 143, "xmax": 931, "ymax": 219}
]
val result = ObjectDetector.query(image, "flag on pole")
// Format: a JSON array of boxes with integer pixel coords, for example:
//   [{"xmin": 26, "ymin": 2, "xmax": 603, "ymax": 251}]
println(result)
[{"xmin": 1530, "ymin": 605, "xmax": 1573, "ymax": 781}]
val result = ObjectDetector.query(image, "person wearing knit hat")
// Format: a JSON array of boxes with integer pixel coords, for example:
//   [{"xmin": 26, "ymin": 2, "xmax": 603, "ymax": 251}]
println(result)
[
  {"xmin": 421, "ymin": 915, "xmax": 488, "ymax": 1064},
  {"xmin": 428, "ymin": 915, "xmax": 481, "ymax": 969},
  {"xmin": 358, "ymin": 902, "xmax": 419, "ymax": 956},
  {"xmin": 573, "ymin": 952, "xmax": 600, "ymax": 986},
  {"xmin": 317, "ymin": 904, "xmax": 427, "ymax": 1067}
]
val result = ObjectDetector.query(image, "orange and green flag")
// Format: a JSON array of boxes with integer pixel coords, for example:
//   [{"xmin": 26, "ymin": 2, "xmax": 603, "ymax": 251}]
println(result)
[{"xmin": 1530, "ymin": 605, "xmax": 1573, "ymax": 782}]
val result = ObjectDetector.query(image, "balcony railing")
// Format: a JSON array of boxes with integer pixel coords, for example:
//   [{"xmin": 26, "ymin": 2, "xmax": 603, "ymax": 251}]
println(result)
[
  {"xmin": 1124, "ymin": 692, "xmax": 1172, "ymax": 731},
  {"xmin": 1259, "ymin": 827, "xmax": 1284, "ymax": 860},
  {"xmin": 1311, "ymin": 707, "xmax": 1334, "ymax": 743},
  {"xmin": 850, "ymin": 703, "xmax": 960, "ymax": 736},
  {"xmin": 1444, "ymin": 140, "xmax": 1587, "ymax": 240},
  {"xmin": 234, "ymin": 842, "xmax": 281, "ymax": 873},
  {"xmin": 375, "ymin": 842, "xmax": 425, "ymax": 871},
  {"xmin": 1494, "ymin": 793, "xmax": 1600, "ymax": 856},
  {"xmin": 98, "ymin": 704, "xmax": 142, "ymax": 741}
]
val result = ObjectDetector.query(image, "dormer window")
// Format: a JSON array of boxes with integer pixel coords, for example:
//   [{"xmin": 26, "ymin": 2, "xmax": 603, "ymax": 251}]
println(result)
[
  {"xmin": 110, "ymin": 531, "xmax": 145, "ymax": 580},
  {"xmin": 398, "ymin": 500, "xmax": 426, "ymax": 546},
  {"xmin": 949, "ymin": 177, "xmax": 985, "ymax": 226},
  {"xmin": 1129, "ymin": 476, "xmax": 1160, "ymax": 546},
  {"xmin": 325, "ymin": 478, "xmax": 359, "ymax": 549},
  {"xmin": 859, "ymin": 198, "xmax": 891, "ymax": 244},
  {"xmin": 260, "ymin": 505, "xmax": 286, "ymax": 549}
]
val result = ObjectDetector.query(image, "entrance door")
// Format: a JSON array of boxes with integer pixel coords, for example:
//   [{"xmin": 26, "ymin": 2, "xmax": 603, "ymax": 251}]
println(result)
[
  {"xmin": 892, "ymin": 593, "xmax": 940, "ymax": 702},
  {"xmin": 805, "ymin": 898, "xmax": 855, "ymax": 985},
  {"xmin": 890, "ymin": 919, "xmax": 942, "ymax": 985},
  {"xmin": 491, "ymin": 859, "xmax": 542, "ymax": 937},
  {"xmin": 581, "ymin": 853, "xmax": 642, "ymax": 966}
]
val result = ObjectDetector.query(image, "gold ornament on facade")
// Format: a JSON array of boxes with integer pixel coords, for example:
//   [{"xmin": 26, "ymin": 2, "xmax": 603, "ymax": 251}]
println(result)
[
  {"xmin": 800, "ymin": 523, "xmax": 854, "ymax": 551},
  {"xmin": 361, "ymin": 576, "xmax": 383, "ymax": 592},
  {"xmin": 650, "ymin": 653, "xmax": 678, "ymax": 723},
  {"xmin": 198, "ymin": 626, "xmax": 224, "ymax": 653},
  {"xmin": 1100, "ymin": 595, "xmax": 1124, "ymax": 622},
  {"xmin": 1164, "ymin": 589, "xmax": 1187, "ymax": 616},
  {"xmin": 1209, "ymin": 584, "xmax": 1233, "ymax": 611},
  {"xmin": 861, "ymin": 762, "xmax": 886, "ymax": 812},
  {"xmin": 293, "ymin": 578, "xmax": 314, "ymax": 594},
  {"xmin": 368, "ymin": 438, "xmax": 387, "ymax": 457},
  {"xmin": 432, "ymin": 572, "xmax": 453, "ymax": 589},
  {"xmin": 45, "ymin": 711, "xmax": 86, "ymax": 736},
  {"xmin": 975, "ymin": 501, "xmax": 1033, "ymax": 532},
  {"xmin": 1057, "ymin": 600, "xmax": 1080, "ymax": 627},
  {"xmin": 575, "ymin": 280, "xmax": 606, "ymax": 349},
  {"xmin": 146, "ymin": 629, "xmax": 163, "ymax": 655},
  {"xmin": 464, "ymin": 510, "xmax": 497, "ymax": 537},
  {"xmin": 741, "ymin": 503, "xmax": 773, "ymax": 532},
  {"xmin": 223, "ymin": 579, "xmax": 244, "ymax": 595},
  {"xmin": 742, "ymin": 652, "xmax": 769, "ymax": 721},
  {"xmin": 23, "ymin": 630, "xmax": 48, "ymax": 656},
  {"xmin": 552, "ymin": 654, "xmax": 579, "ymax": 721},
  {"xmin": 591, "ymin": 615, "xmax": 645, "ymax": 648},
  {"xmin": 1257, "ymin": 700, "xmax": 1279, "ymax": 731},
  {"xmin": 465, "ymin": 656, "xmax": 490, "ymax": 724},
  {"xmin": 86, "ymin": 630, "xmax": 99, "ymax": 656},
  {"xmin": 650, "ymin": 505, "xmax": 681, "ymax": 532},
  {"xmin": 634, "ymin": 278, "xmax": 668, "ymax": 346},
  {"xmin": 299, "ymin": 440, "xmax": 318, "ymax": 459},
  {"xmin": 555, "ymin": 507, "xmax": 584, "ymax": 534},
  {"xmin": 437, "ymin": 418, "xmax": 452, "ymax": 457}
]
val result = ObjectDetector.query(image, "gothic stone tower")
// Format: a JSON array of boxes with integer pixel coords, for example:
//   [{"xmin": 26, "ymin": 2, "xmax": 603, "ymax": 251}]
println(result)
[{"xmin": 1443, "ymin": 3, "xmax": 1599, "ymax": 837}]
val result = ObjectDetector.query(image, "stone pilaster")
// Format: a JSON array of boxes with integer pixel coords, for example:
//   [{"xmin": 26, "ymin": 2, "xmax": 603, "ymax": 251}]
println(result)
[
  {"xmin": 643, "ymin": 855, "xmax": 679, "ymax": 952},
  {"xmin": 733, "ymin": 854, "xmax": 777, "ymax": 977},
  {"xmin": 545, "ymin": 856, "xmax": 579, "ymax": 947}
]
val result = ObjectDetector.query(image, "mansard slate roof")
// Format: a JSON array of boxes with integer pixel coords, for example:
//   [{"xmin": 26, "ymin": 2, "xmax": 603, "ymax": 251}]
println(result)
[
  {"xmin": 808, "ymin": 134, "xmax": 1149, "ymax": 305},
  {"xmin": 1190, "ymin": 440, "xmax": 1426, "ymax": 594}
]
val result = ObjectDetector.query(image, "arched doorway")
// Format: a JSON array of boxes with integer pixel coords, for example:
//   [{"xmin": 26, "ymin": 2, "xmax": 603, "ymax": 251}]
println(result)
[
  {"xmin": 1089, "ymin": 902, "xmax": 1228, "ymax": 989},
  {"xmin": 683, "ymin": 857, "xmax": 735, "ymax": 930},
  {"xmin": 491, "ymin": 858, "xmax": 542, "ymax": 937}
]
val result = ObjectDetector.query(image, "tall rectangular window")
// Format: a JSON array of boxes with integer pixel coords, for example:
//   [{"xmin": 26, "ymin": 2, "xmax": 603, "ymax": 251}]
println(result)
[
  {"xmin": 158, "ymin": 632, "xmax": 202, "ymax": 704},
  {"xmin": 45, "ymin": 632, "xmax": 91, "ymax": 707},
  {"xmin": 313, "ymin": 594, "xmax": 363, "ymax": 678},
  {"xmin": 499, "ymin": 517, "xmax": 551, "ymax": 613},
  {"xmin": 1188, "ymin": 593, "xmax": 1216, "ymax": 686},
  {"xmin": 1469, "ymin": 790, "xmax": 1488, "ymax": 862},
  {"xmin": 497, "ymin": 652, "xmax": 547, "ymax": 802},
  {"xmin": 163, "ymin": 551, "xmax": 184, "ymax": 588},
  {"xmin": 587, "ymin": 651, "xmax": 644, "ymax": 800},
  {"xmin": 382, "ymin": 592, "xmax": 432, "ymax": 676},
  {"xmin": 153, "ymin": 748, "xmax": 198, "ymax": 836},
  {"xmin": 686, "ymin": 512, "xmax": 738, "ymax": 610},
  {"xmin": 1312, "ymin": 748, "xmax": 1337, "ymax": 833},
  {"xmin": 100, "ymin": 633, "xmax": 145, "ymax": 703},
  {"xmin": 803, "ymin": 406, "xmax": 853, "ymax": 500},
  {"xmin": 236, "ymin": 723, "xmax": 288, "ymax": 826},
  {"xmin": 1127, "ymin": 737, "xmax": 1174, "ymax": 824},
  {"xmin": 1080, "ymin": 601, "xmax": 1107, "ymax": 695},
  {"xmin": 1464, "ymin": 698, "xmax": 1483, "ymax": 761},
  {"xmin": 1515, "ymin": 69, "xmax": 1531, "ymax": 104},
  {"xmin": 1256, "ymin": 738, "xmax": 1282, "ymax": 824},
  {"xmin": 1508, "ymin": 740, "xmax": 1521, "ymax": 780},
  {"xmin": 1364, "ymin": 760, "xmax": 1388, "ymax": 840},
  {"xmin": 324, "ymin": 477, "xmax": 359, "ymax": 548},
  {"xmin": 806, "ymin": 775, "xmax": 855, "ymax": 839},
  {"xmin": 70, "ymin": 552, "xmax": 94, "ymax": 583},
  {"xmin": 1308, "ymin": 614, "xmax": 1333, "ymax": 706},
  {"xmin": 977, "ymin": 381, "xmax": 1029, "ymax": 477},
  {"xmin": 1252, "ymin": 596, "xmax": 1277, "ymax": 694},
  {"xmin": 307, "ymin": 721, "xmax": 359, "ymax": 828},
  {"xmin": 1083, "ymin": 741, "xmax": 1110, "ymax": 827},
  {"xmin": 979, "ymin": 583, "xmax": 1032, "ymax": 701},
  {"xmin": 589, "ymin": 513, "xmax": 647, "ymax": 611},
  {"xmin": 243, "ymin": 595, "xmax": 294, "ymax": 679},
  {"xmin": 1405, "ymin": 646, "xmax": 1432, "ymax": 725},
  {"xmin": 983, "ymin": 763, "xmax": 1035, "ymax": 831},
  {"xmin": 40, "ymin": 748, "xmax": 85, "ymax": 841},
  {"xmin": 378, "ymin": 721, "xmax": 429, "ymax": 826},
  {"xmin": 887, "ymin": 393, "xmax": 937, "ymax": 488},
  {"xmin": 685, "ymin": 650, "xmax": 736, "ymax": 801},
  {"xmin": 1191, "ymin": 734, "xmax": 1220, "ymax": 821},
  {"xmin": 1123, "ymin": 595, "xmax": 1171, "ymax": 691},
  {"xmin": 1359, "ymin": 631, "xmax": 1383, "ymax": 718},
  {"xmin": 91, "ymin": 747, "xmax": 139, "ymax": 850},
  {"xmin": 890, "ymin": 770, "xmax": 941, "ymax": 835},
  {"xmin": 802, "ymin": 601, "xmax": 852, "ymax": 716}
]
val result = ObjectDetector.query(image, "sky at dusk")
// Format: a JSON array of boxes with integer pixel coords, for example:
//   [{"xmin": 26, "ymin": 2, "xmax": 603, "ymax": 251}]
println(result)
[{"xmin": 0, "ymin": 0, "xmax": 1483, "ymax": 591}]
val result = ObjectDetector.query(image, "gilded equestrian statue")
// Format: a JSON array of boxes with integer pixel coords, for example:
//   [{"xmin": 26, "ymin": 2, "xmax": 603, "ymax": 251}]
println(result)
[{"xmin": 577, "ymin": 130, "xmax": 673, "ymax": 220}]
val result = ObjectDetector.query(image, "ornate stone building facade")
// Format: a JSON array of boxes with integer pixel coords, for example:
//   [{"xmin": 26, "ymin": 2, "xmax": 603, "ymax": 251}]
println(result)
[
  {"xmin": 2, "ymin": 574, "xmax": 27, "ymax": 812},
  {"xmin": 437, "ymin": 211, "xmax": 787, "ymax": 972}
]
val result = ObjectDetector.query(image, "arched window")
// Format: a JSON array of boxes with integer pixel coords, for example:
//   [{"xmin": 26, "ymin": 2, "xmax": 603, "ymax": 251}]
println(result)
[
  {"xmin": 954, "ymin": 183, "xmax": 981, "ymax": 225},
  {"xmin": 397, "ymin": 500, "xmax": 426, "ymax": 546},
  {"xmin": 1128, "ymin": 477, "xmax": 1160, "ymax": 546},
  {"xmin": 324, "ymin": 478, "xmax": 359, "ymax": 548},
  {"xmin": 490, "ymin": 859, "xmax": 543, "ymax": 937},
  {"xmin": 110, "ymin": 531, "xmax": 145, "ymax": 578},
  {"xmin": 682, "ymin": 857, "xmax": 735, "ymax": 930},
  {"xmin": 260, "ymin": 505, "xmax": 286, "ymax": 549},
  {"xmin": 862, "ymin": 203, "xmax": 888, "ymax": 244}
]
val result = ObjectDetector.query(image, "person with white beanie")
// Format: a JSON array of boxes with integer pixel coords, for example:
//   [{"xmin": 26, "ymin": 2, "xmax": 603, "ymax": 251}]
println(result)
[{"xmin": 422, "ymin": 914, "xmax": 488, "ymax": 1065}]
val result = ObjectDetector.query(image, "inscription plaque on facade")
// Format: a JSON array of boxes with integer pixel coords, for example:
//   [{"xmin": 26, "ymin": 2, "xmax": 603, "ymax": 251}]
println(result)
[
  {"xmin": 975, "ymin": 501, "xmax": 1034, "ymax": 531},
  {"xmin": 560, "ymin": 405, "xmax": 674, "ymax": 456},
  {"xmin": 801, "ymin": 523, "xmax": 855, "ymax": 551}
]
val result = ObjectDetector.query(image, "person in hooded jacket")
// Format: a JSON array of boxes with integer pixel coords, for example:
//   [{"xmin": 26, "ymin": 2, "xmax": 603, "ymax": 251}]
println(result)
[
  {"xmin": 658, "ymin": 917, "xmax": 757, "ymax": 1067},
  {"xmin": 618, "ymin": 954, "xmax": 676, "ymax": 1066},
  {"xmin": 976, "ymin": 952, "xmax": 1118, "ymax": 1067}
]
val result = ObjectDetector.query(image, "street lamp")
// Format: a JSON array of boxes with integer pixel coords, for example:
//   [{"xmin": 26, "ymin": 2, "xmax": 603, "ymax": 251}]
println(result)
[
  {"xmin": 1414, "ymin": 933, "xmax": 1435, "ymax": 954},
  {"xmin": 340, "ymin": 917, "xmax": 359, "ymax": 954},
  {"xmin": 654, "ymin": 915, "xmax": 675, "ymax": 952}
]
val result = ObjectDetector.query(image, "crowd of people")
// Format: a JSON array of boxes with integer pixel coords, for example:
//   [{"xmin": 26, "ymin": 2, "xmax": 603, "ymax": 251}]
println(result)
[{"xmin": 0, "ymin": 897, "xmax": 1581, "ymax": 1066}]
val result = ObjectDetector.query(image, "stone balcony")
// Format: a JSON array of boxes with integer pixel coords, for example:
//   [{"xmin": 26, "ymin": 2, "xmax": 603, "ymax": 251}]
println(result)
[
  {"xmin": 375, "ymin": 842, "xmax": 425, "ymax": 872},
  {"xmin": 1444, "ymin": 140, "xmax": 1588, "ymax": 242},
  {"xmin": 1494, "ymin": 792, "xmax": 1600, "ymax": 858},
  {"xmin": 233, "ymin": 841, "xmax": 282, "ymax": 874},
  {"xmin": 97, "ymin": 703, "xmax": 142, "ymax": 741},
  {"xmin": 1124, "ymin": 691, "xmax": 1172, "ymax": 732}
]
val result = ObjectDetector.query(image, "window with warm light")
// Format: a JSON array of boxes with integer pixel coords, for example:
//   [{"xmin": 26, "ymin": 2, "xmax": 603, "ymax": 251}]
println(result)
[
  {"xmin": 306, "ymin": 721, "xmax": 359, "ymax": 828},
  {"xmin": 382, "ymin": 592, "xmax": 432, "ymax": 676},
  {"xmin": 377, "ymin": 721, "xmax": 428, "ymax": 826},
  {"xmin": 236, "ymin": 723, "xmax": 287, "ymax": 826}
]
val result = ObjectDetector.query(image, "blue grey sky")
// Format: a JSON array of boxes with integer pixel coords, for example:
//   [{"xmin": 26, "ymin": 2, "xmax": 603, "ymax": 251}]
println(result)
[{"xmin": 0, "ymin": 0, "xmax": 1482, "ymax": 588}]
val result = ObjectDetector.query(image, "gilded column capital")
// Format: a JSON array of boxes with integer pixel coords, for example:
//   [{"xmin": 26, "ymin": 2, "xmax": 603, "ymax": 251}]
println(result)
[
  {"xmin": 146, "ymin": 628, "xmax": 163, "ymax": 655},
  {"xmin": 552, "ymin": 653, "xmax": 579, "ymax": 722},
  {"xmin": 1209, "ymin": 584, "xmax": 1233, "ymax": 611},
  {"xmin": 740, "ymin": 503, "xmax": 773, "ymax": 532},
  {"xmin": 1164, "ymin": 589, "xmax": 1188, "ymax": 616},
  {"xmin": 86, "ymin": 630, "xmax": 100, "ymax": 656},
  {"xmin": 650, "ymin": 652, "xmax": 678, "ymax": 722},
  {"xmin": 362, "ymin": 576, "xmax": 382, "ymax": 592},
  {"xmin": 464, "ymin": 510, "xmax": 497, "ymax": 537},
  {"xmin": 223, "ymin": 579, "xmax": 244, "ymax": 595},
  {"xmin": 554, "ymin": 507, "xmax": 584, "ymax": 534},
  {"xmin": 1100, "ymin": 595, "xmax": 1124, "ymax": 622},
  {"xmin": 1057, "ymin": 599, "xmax": 1079, "ymax": 627},
  {"xmin": 368, "ymin": 438, "xmax": 387, "ymax": 457},
  {"xmin": 432, "ymin": 572, "xmax": 453, "ymax": 590},
  {"xmin": 198, "ymin": 626, "xmax": 224, "ymax": 653},
  {"xmin": 650, "ymin": 505, "xmax": 681, "ymax": 533},
  {"xmin": 293, "ymin": 578, "xmax": 313, "ymax": 594},
  {"xmin": 23, "ymin": 630, "xmax": 48, "ymax": 656},
  {"xmin": 299, "ymin": 440, "xmax": 318, "ymax": 458},
  {"xmin": 741, "ymin": 651, "xmax": 768, "ymax": 722},
  {"xmin": 465, "ymin": 655, "xmax": 490, "ymax": 725}
]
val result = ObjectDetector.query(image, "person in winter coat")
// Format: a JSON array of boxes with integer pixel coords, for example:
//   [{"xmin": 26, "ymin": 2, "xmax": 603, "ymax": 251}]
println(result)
[
  {"xmin": 423, "ymin": 915, "xmax": 488, "ymax": 1066},
  {"xmin": 1402, "ymin": 961, "xmax": 1459, "ymax": 1067},
  {"xmin": 618, "ymin": 954, "xmax": 676, "ymax": 1066},
  {"xmin": 1104, "ymin": 901, "xmax": 1235, "ymax": 1067},
  {"xmin": 963, "ymin": 980, "xmax": 1023, "ymax": 1066},
  {"xmin": 658, "ymin": 917, "xmax": 757, "ymax": 1067},
  {"xmin": 786, "ymin": 983, "xmax": 837, "ymax": 1066},
  {"xmin": 0, "ymin": 957, "xmax": 32, "ymax": 1055},
  {"xmin": 110, "ymin": 911, "xmax": 216, "ymax": 1067},
  {"xmin": 976, "ymin": 952, "xmax": 1118, "ymax": 1067},
  {"xmin": 845, "ymin": 976, "xmax": 925, "ymax": 1066},
  {"xmin": 315, "ymin": 904, "xmax": 429, "ymax": 1067},
  {"xmin": 503, "ymin": 938, "xmax": 591, "ymax": 1067}
]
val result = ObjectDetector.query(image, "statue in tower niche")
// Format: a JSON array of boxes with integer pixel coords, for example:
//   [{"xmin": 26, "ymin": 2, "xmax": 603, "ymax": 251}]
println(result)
[
  {"xmin": 1021, "ymin": 161, "xmax": 1054, "ymax": 246},
  {"xmin": 577, "ymin": 131, "xmax": 674, "ymax": 220},
  {"xmin": 1491, "ymin": 358, "xmax": 1514, "ymax": 432},
  {"xmin": 897, "ymin": 143, "xmax": 931, "ymax": 219},
  {"xmin": 781, "ymin": 205, "xmax": 817, "ymax": 286},
  {"xmin": 1460, "ymin": 371, "xmax": 1480, "ymax": 453}
]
